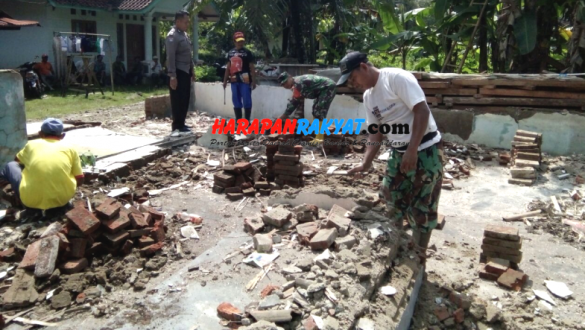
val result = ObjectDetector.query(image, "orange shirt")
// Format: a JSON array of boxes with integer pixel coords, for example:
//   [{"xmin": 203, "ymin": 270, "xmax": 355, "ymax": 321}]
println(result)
[{"xmin": 34, "ymin": 62, "xmax": 53, "ymax": 76}]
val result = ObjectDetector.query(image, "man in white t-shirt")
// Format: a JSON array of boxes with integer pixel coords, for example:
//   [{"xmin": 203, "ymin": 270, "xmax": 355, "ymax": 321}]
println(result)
[{"xmin": 341, "ymin": 52, "xmax": 444, "ymax": 253}]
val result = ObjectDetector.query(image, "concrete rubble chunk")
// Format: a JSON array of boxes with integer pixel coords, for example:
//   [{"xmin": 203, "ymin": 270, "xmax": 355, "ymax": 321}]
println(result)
[
  {"xmin": 356, "ymin": 318, "xmax": 375, "ymax": 330},
  {"xmin": 245, "ymin": 218, "xmax": 265, "ymax": 235},
  {"xmin": 51, "ymin": 291, "xmax": 72, "ymax": 309},
  {"xmin": 2, "ymin": 269, "xmax": 39, "ymax": 309},
  {"xmin": 335, "ymin": 235, "xmax": 358, "ymax": 249},
  {"xmin": 326, "ymin": 205, "xmax": 351, "ymax": 236},
  {"xmin": 259, "ymin": 294, "xmax": 281, "ymax": 309},
  {"xmin": 309, "ymin": 228, "xmax": 338, "ymax": 250},
  {"xmin": 485, "ymin": 304, "xmax": 500, "ymax": 323},
  {"xmin": 297, "ymin": 222, "xmax": 319, "ymax": 245},
  {"xmin": 249, "ymin": 310, "xmax": 292, "ymax": 323},
  {"xmin": 66, "ymin": 207, "xmax": 101, "ymax": 235},
  {"xmin": 217, "ymin": 302, "xmax": 243, "ymax": 321},
  {"xmin": 253, "ymin": 234, "xmax": 273, "ymax": 253},
  {"xmin": 34, "ymin": 235, "xmax": 60, "ymax": 278},
  {"xmin": 262, "ymin": 208, "xmax": 293, "ymax": 228}
]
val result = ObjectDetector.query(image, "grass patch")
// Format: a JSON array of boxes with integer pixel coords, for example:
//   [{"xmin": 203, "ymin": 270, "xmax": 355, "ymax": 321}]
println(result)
[{"xmin": 25, "ymin": 85, "xmax": 169, "ymax": 121}]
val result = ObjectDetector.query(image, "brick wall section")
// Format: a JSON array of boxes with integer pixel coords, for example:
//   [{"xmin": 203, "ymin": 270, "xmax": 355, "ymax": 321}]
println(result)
[{"xmin": 144, "ymin": 95, "xmax": 171, "ymax": 119}]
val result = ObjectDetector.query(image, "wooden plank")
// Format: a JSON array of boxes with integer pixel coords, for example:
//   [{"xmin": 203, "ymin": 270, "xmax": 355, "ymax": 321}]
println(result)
[
  {"xmin": 423, "ymin": 88, "xmax": 477, "ymax": 96},
  {"xmin": 410, "ymin": 72, "xmax": 423, "ymax": 80},
  {"xmin": 480, "ymin": 88, "xmax": 585, "ymax": 100},
  {"xmin": 426, "ymin": 96, "xmax": 442, "ymax": 104},
  {"xmin": 442, "ymin": 96, "xmax": 585, "ymax": 107},
  {"xmin": 419, "ymin": 81, "xmax": 451, "ymax": 89},
  {"xmin": 451, "ymin": 77, "xmax": 585, "ymax": 89}
]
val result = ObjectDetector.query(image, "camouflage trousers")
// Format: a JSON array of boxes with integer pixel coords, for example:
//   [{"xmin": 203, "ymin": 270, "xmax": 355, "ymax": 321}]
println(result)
[
  {"xmin": 292, "ymin": 85, "xmax": 336, "ymax": 121},
  {"xmin": 381, "ymin": 142, "xmax": 444, "ymax": 233}
]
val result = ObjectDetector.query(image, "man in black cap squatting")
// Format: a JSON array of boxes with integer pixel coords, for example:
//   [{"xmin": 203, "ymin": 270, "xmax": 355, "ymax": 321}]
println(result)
[
  {"xmin": 342, "ymin": 52, "xmax": 444, "ymax": 253},
  {"xmin": 277, "ymin": 72, "xmax": 337, "ymax": 145}
]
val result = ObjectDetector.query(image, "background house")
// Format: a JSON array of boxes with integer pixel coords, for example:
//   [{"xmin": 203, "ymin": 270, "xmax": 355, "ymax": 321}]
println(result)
[{"xmin": 0, "ymin": 0, "xmax": 219, "ymax": 75}]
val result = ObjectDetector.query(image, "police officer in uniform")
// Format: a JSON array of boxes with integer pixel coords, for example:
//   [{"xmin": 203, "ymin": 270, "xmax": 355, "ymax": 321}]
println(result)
[{"xmin": 165, "ymin": 10, "xmax": 195, "ymax": 136}]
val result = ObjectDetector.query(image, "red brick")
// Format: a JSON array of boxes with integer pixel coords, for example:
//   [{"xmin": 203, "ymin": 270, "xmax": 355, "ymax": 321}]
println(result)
[
  {"xmin": 227, "ymin": 193, "xmax": 244, "ymax": 201},
  {"xmin": 453, "ymin": 308, "xmax": 465, "ymax": 323},
  {"xmin": 434, "ymin": 306, "xmax": 450, "ymax": 321},
  {"xmin": 234, "ymin": 162, "xmax": 252, "ymax": 171},
  {"xmin": 214, "ymin": 172, "xmax": 236, "ymax": 184},
  {"xmin": 139, "ymin": 205, "xmax": 165, "ymax": 222},
  {"xmin": 103, "ymin": 231, "xmax": 130, "ymax": 246},
  {"xmin": 244, "ymin": 218, "xmax": 265, "ymax": 235},
  {"xmin": 274, "ymin": 163, "xmax": 303, "ymax": 175},
  {"xmin": 68, "ymin": 238, "xmax": 88, "ymax": 259},
  {"xmin": 88, "ymin": 242, "xmax": 105, "ymax": 255},
  {"xmin": 217, "ymin": 302, "xmax": 242, "ymax": 321},
  {"xmin": 143, "ymin": 212, "xmax": 153, "ymax": 226},
  {"xmin": 18, "ymin": 240, "xmax": 41, "ymax": 270},
  {"xmin": 76, "ymin": 292, "xmax": 87, "ymax": 304},
  {"xmin": 140, "ymin": 242, "xmax": 164, "ymax": 257},
  {"xmin": 243, "ymin": 188, "xmax": 255, "ymax": 196},
  {"xmin": 66, "ymin": 207, "xmax": 101, "ymax": 235},
  {"xmin": 482, "ymin": 237, "xmax": 522, "ymax": 249},
  {"xmin": 326, "ymin": 206, "xmax": 351, "ymax": 236},
  {"xmin": 274, "ymin": 152, "xmax": 299, "ymax": 163},
  {"xmin": 484, "ymin": 225, "xmax": 520, "ymax": 241},
  {"xmin": 235, "ymin": 175, "xmax": 247, "ymax": 187},
  {"xmin": 103, "ymin": 212, "xmax": 131, "ymax": 234},
  {"xmin": 497, "ymin": 269, "xmax": 528, "ymax": 291},
  {"xmin": 297, "ymin": 222, "xmax": 319, "ymax": 245},
  {"xmin": 309, "ymin": 228, "xmax": 338, "ymax": 250},
  {"xmin": 121, "ymin": 240, "xmax": 133, "ymax": 255},
  {"xmin": 56, "ymin": 233, "xmax": 70, "ymax": 251},
  {"xmin": 151, "ymin": 221, "xmax": 166, "ymax": 243},
  {"xmin": 276, "ymin": 160, "xmax": 298, "ymax": 167},
  {"xmin": 0, "ymin": 247, "xmax": 16, "ymax": 261},
  {"xmin": 60, "ymin": 258, "xmax": 88, "ymax": 274},
  {"xmin": 139, "ymin": 237, "xmax": 155, "ymax": 248},
  {"xmin": 436, "ymin": 214, "xmax": 446, "ymax": 230},
  {"xmin": 137, "ymin": 197, "xmax": 149, "ymax": 204},
  {"xmin": 479, "ymin": 264, "xmax": 500, "ymax": 281},
  {"xmin": 34, "ymin": 235, "xmax": 60, "ymax": 278},
  {"xmin": 481, "ymin": 244, "xmax": 521, "ymax": 256},
  {"xmin": 254, "ymin": 181, "xmax": 270, "ymax": 189},
  {"xmin": 129, "ymin": 212, "xmax": 149, "ymax": 229},
  {"xmin": 304, "ymin": 315, "xmax": 319, "ymax": 330},
  {"xmin": 73, "ymin": 200, "xmax": 88, "ymax": 210},
  {"xmin": 225, "ymin": 187, "xmax": 243, "ymax": 194},
  {"xmin": 262, "ymin": 208, "xmax": 292, "ymax": 228},
  {"xmin": 261, "ymin": 285, "xmax": 280, "ymax": 298},
  {"xmin": 485, "ymin": 262, "xmax": 508, "ymax": 276},
  {"xmin": 129, "ymin": 227, "xmax": 153, "ymax": 238},
  {"xmin": 212, "ymin": 185, "xmax": 225, "ymax": 193},
  {"xmin": 95, "ymin": 198, "xmax": 122, "ymax": 219},
  {"xmin": 276, "ymin": 174, "xmax": 301, "ymax": 181}
]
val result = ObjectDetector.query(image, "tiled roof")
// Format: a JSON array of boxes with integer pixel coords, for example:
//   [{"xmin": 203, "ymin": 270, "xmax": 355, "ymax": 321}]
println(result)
[{"xmin": 50, "ymin": 0, "xmax": 155, "ymax": 12}]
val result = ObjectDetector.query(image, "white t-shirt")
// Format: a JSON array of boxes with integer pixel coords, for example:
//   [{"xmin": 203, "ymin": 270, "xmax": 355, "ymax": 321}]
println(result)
[{"xmin": 363, "ymin": 68, "xmax": 441, "ymax": 151}]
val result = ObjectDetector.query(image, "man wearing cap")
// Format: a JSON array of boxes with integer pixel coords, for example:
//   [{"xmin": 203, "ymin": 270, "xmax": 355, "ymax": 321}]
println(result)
[
  {"xmin": 0, "ymin": 118, "xmax": 84, "ymax": 218},
  {"xmin": 342, "ymin": 52, "xmax": 443, "ymax": 253},
  {"xmin": 34, "ymin": 54, "xmax": 55, "ymax": 90},
  {"xmin": 277, "ymin": 72, "xmax": 336, "ymax": 145},
  {"xmin": 166, "ymin": 10, "xmax": 196, "ymax": 136},
  {"xmin": 222, "ymin": 32, "xmax": 257, "ymax": 122}
]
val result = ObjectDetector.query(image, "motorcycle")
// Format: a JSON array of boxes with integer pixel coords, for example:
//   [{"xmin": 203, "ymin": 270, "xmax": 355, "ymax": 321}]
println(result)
[{"xmin": 17, "ymin": 59, "xmax": 44, "ymax": 99}]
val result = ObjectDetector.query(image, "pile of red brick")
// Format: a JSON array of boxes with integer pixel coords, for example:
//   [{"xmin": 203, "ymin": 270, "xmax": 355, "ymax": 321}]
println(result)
[
  {"xmin": 433, "ymin": 287, "xmax": 472, "ymax": 327},
  {"xmin": 213, "ymin": 162, "xmax": 267, "ymax": 200},
  {"xmin": 265, "ymin": 139, "xmax": 304, "ymax": 188},
  {"xmin": 509, "ymin": 130, "xmax": 542, "ymax": 186},
  {"xmin": 479, "ymin": 225, "xmax": 528, "ymax": 291},
  {"xmin": 17, "ymin": 198, "xmax": 166, "ymax": 280}
]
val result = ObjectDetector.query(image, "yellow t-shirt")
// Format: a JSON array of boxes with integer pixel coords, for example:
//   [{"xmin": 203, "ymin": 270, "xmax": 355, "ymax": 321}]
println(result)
[{"xmin": 17, "ymin": 138, "xmax": 83, "ymax": 210}]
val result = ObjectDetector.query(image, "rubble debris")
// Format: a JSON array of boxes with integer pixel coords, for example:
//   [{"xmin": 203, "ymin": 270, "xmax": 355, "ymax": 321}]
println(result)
[
  {"xmin": 544, "ymin": 280, "xmax": 573, "ymax": 299},
  {"xmin": 249, "ymin": 310, "xmax": 292, "ymax": 323},
  {"xmin": 497, "ymin": 269, "xmax": 528, "ymax": 291},
  {"xmin": 34, "ymin": 236, "xmax": 60, "ymax": 278},
  {"xmin": 217, "ymin": 302, "xmax": 243, "ymax": 321},
  {"xmin": 480, "ymin": 225, "xmax": 525, "ymax": 284},
  {"xmin": 253, "ymin": 234, "xmax": 273, "ymax": 253},
  {"xmin": 3, "ymin": 269, "xmax": 39, "ymax": 309},
  {"xmin": 309, "ymin": 228, "xmax": 338, "ymax": 250},
  {"xmin": 533, "ymin": 289, "xmax": 556, "ymax": 306}
]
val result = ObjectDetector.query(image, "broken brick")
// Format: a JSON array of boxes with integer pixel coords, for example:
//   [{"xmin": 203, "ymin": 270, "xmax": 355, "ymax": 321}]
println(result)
[
  {"xmin": 212, "ymin": 184, "xmax": 227, "ymax": 193},
  {"xmin": 325, "ymin": 207, "xmax": 351, "ymax": 237},
  {"xmin": 102, "ymin": 212, "xmax": 131, "ymax": 234},
  {"xmin": 453, "ymin": 308, "xmax": 465, "ymax": 323},
  {"xmin": 225, "ymin": 187, "xmax": 243, "ymax": 194},
  {"xmin": 76, "ymin": 293, "xmax": 87, "ymax": 304},
  {"xmin": 139, "ymin": 237, "xmax": 155, "ymax": 248},
  {"xmin": 103, "ymin": 231, "xmax": 130, "ymax": 247},
  {"xmin": 304, "ymin": 315, "xmax": 319, "ymax": 330},
  {"xmin": 234, "ymin": 162, "xmax": 252, "ymax": 171},
  {"xmin": 222, "ymin": 165, "xmax": 239, "ymax": 174},
  {"xmin": 254, "ymin": 181, "xmax": 271, "ymax": 190},
  {"xmin": 262, "ymin": 208, "xmax": 292, "ymax": 228},
  {"xmin": 497, "ymin": 269, "xmax": 528, "ymax": 291},
  {"xmin": 151, "ymin": 222, "xmax": 166, "ymax": 243},
  {"xmin": 434, "ymin": 306, "xmax": 450, "ymax": 321},
  {"xmin": 129, "ymin": 228, "xmax": 153, "ymax": 238},
  {"xmin": 95, "ymin": 198, "xmax": 122, "ymax": 219},
  {"xmin": 274, "ymin": 152, "xmax": 299, "ymax": 162},
  {"xmin": 261, "ymin": 285, "xmax": 280, "ymax": 298},
  {"xmin": 217, "ymin": 302, "xmax": 242, "ymax": 321},
  {"xmin": 60, "ymin": 258, "xmax": 88, "ymax": 274},
  {"xmin": 66, "ymin": 207, "xmax": 101, "ymax": 235},
  {"xmin": 309, "ymin": 228, "xmax": 338, "ymax": 250},
  {"xmin": 34, "ymin": 236, "xmax": 60, "ymax": 278},
  {"xmin": 88, "ymin": 242, "xmax": 105, "ymax": 255},
  {"xmin": 244, "ymin": 218, "xmax": 265, "ymax": 235},
  {"xmin": 140, "ymin": 242, "xmax": 164, "ymax": 257},
  {"xmin": 485, "ymin": 261, "xmax": 509, "ymax": 276},
  {"xmin": 143, "ymin": 212, "xmax": 153, "ymax": 226},
  {"xmin": 235, "ymin": 175, "xmax": 246, "ymax": 187},
  {"xmin": 68, "ymin": 238, "xmax": 88, "ymax": 259},
  {"xmin": 214, "ymin": 172, "xmax": 236, "ymax": 184},
  {"xmin": 129, "ymin": 212, "xmax": 149, "ymax": 229},
  {"xmin": 484, "ymin": 225, "xmax": 520, "ymax": 241},
  {"xmin": 297, "ymin": 222, "xmax": 319, "ymax": 245},
  {"xmin": 227, "ymin": 193, "xmax": 244, "ymax": 201},
  {"xmin": 481, "ymin": 244, "xmax": 521, "ymax": 256},
  {"xmin": 121, "ymin": 240, "xmax": 133, "ymax": 255},
  {"xmin": 139, "ymin": 206, "xmax": 165, "ymax": 222},
  {"xmin": 243, "ymin": 188, "xmax": 256, "ymax": 196},
  {"xmin": 18, "ymin": 240, "xmax": 41, "ymax": 270},
  {"xmin": 0, "ymin": 247, "xmax": 17, "ymax": 262},
  {"xmin": 253, "ymin": 234, "xmax": 273, "ymax": 253}
]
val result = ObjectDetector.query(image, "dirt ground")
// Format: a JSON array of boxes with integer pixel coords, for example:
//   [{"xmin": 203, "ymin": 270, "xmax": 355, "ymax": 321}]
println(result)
[{"xmin": 5, "ymin": 102, "xmax": 584, "ymax": 329}]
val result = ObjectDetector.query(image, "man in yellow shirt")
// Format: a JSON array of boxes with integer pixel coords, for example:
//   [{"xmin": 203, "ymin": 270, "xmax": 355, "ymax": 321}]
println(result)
[{"xmin": 0, "ymin": 118, "xmax": 84, "ymax": 219}]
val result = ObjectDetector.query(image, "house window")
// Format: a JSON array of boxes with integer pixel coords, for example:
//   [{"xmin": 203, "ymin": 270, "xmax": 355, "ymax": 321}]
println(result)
[
  {"xmin": 81, "ymin": 10, "xmax": 87, "ymax": 16},
  {"xmin": 133, "ymin": 15, "xmax": 137, "ymax": 21},
  {"xmin": 72, "ymin": 20, "xmax": 97, "ymax": 34},
  {"xmin": 125, "ymin": 15, "xmax": 130, "ymax": 20},
  {"xmin": 70, "ymin": 9, "xmax": 76, "ymax": 15},
  {"xmin": 90, "ymin": 11, "xmax": 96, "ymax": 17},
  {"xmin": 117, "ymin": 23, "xmax": 125, "ymax": 59},
  {"xmin": 119, "ymin": 14, "xmax": 123, "ymax": 20}
]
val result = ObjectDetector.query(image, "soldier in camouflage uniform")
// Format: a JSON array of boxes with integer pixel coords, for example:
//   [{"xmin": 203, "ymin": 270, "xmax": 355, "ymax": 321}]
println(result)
[{"xmin": 277, "ymin": 72, "xmax": 336, "ymax": 144}]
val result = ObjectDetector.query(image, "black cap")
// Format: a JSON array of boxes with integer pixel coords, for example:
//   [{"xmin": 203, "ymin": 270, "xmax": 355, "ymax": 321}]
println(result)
[{"xmin": 337, "ymin": 51, "xmax": 368, "ymax": 86}]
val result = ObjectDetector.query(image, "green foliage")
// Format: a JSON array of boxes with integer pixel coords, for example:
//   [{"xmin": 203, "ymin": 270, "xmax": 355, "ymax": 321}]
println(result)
[
  {"xmin": 196, "ymin": 65, "xmax": 221, "ymax": 82},
  {"xmin": 514, "ymin": 10, "xmax": 537, "ymax": 55}
]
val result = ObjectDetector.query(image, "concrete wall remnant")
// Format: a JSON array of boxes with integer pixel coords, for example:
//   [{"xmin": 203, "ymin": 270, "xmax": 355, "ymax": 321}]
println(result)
[{"xmin": 0, "ymin": 70, "xmax": 27, "ymax": 167}]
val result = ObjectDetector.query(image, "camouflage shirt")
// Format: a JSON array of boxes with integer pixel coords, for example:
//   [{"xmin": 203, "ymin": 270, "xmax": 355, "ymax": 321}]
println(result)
[{"xmin": 285, "ymin": 75, "xmax": 336, "ymax": 115}]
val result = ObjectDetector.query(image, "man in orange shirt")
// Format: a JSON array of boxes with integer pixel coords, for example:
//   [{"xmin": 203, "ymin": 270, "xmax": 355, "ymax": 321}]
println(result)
[{"xmin": 33, "ymin": 54, "xmax": 56, "ymax": 90}]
